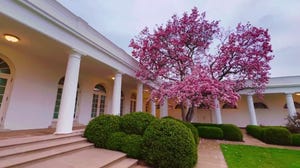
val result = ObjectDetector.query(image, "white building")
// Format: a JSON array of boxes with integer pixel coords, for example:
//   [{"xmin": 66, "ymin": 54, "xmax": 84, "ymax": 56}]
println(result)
[{"xmin": 0, "ymin": 1, "xmax": 299, "ymax": 133}]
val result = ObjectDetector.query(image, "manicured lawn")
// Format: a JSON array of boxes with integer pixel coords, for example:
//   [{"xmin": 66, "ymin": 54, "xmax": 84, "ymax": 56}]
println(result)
[{"xmin": 221, "ymin": 144, "xmax": 300, "ymax": 168}]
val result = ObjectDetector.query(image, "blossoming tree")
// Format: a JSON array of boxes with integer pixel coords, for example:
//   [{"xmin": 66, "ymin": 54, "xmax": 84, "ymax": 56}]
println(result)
[{"xmin": 130, "ymin": 8, "xmax": 274, "ymax": 121}]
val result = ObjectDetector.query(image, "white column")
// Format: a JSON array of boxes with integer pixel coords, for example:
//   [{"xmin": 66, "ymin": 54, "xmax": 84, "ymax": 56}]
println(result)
[
  {"xmin": 151, "ymin": 100, "xmax": 156, "ymax": 117},
  {"xmin": 136, "ymin": 83, "xmax": 143, "ymax": 112},
  {"xmin": 160, "ymin": 98, "xmax": 168, "ymax": 118},
  {"xmin": 214, "ymin": 98, "xmax": 222, "ymax": 124},
  {"xmin": 56, "ymin": 51, "xmax": 82, "ymax": 134},
  {"xmin": 111, "ymin": 73, "xmax": 122, "ymax": 115},
  {"xmin": 286, "ymin": 93, "xmax": 296, "ymax": 116},
  {"xmin": 247, "ymin": 94, "xmax": 258, "ymax": 125}
]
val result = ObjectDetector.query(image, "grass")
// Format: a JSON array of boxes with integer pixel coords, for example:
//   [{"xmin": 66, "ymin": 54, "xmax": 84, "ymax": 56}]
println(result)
[{"xmin": 221, "ymin": 144, "xmax": 300, "ymax": 168}]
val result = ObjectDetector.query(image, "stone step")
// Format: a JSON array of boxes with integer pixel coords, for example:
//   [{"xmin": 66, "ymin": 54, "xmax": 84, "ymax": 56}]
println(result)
[
  {"xmin": 19, "ymin": 148, "xmax": 128, "ymax": 168},
  {"xmin": 131, "ymin": 165, "xmax": 151, "ymax": 168},
  {"xmin": 0, "ymin": 136, "xmax": 86, "ymax": 158},
  {"xmin": 104, "ymin": 157, "xmax": 138, "ymax": 168},
  {"xmin": 0, "ymin": 141, "xmax": 92, "ymax": 167},
  {"xmin": 0, "ymin": 129, "xmax": 84, "ymax": 148}
]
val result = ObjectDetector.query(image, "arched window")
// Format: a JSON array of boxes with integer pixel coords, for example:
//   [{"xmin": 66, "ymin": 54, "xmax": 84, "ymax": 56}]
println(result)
[
  {"xmin": 0, "ymin": 57, "xmax": 13, "ymax": 127},
  {"xmin": 130, "ymin": 93, "xmax": 136, "ymax": 112},
  {"xmin": 175, "ymin": 104, "xmax": 186, "ymax": 109},
  {"xmin": 0, "ymin": 59, "xmax": 11, "ymax": 74},
  {"xmin": 198, "ymin": 103, "xmax": 209, "ymax": 109},
  {"xmin": 91, "ymin": 84, "xmax": 106, "ymax": 118},
  {"xmin": 120, "ymin": 91, "xmax": 124, "ymax": 116},
  {"xmin": 283, "ymin": 102, "xmax": 300, "ymax": 109},
  {"xmin": 222, "ymin": 103, "xmax": 237, "ymax": 109},
  {"xmin": 254, "ymin": 102, "xmax": 268, "ymax": 109},
  {"xmin": 53, "ymin": 77, "xmax": 80, "ymax": 119}
]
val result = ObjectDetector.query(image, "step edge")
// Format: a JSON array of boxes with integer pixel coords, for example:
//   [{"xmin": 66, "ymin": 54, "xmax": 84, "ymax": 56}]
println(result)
[
  {"xmin": 0, "ymin": 142, "xmax": 93, "ymax": 167},
  {"xmin": 0, "ymin": 137, "xmax": 88, "ymax": 158},
  {"xmin": 0, "ymin": 132, "xmax": 84, "ymax": 148},
  {"xmin": 105, "ymin": 157, "xmax": 138, "ymax": 168}
]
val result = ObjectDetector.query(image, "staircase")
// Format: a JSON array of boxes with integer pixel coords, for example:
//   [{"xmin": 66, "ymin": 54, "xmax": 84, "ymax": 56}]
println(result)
[{"xmin": 0, "ymin": 130, "xmax": 138, "ymax": 168}]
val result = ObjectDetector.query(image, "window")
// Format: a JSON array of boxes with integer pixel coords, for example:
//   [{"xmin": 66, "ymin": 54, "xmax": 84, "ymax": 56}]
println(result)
[
  {"xmin": 0, "ymin": 57, "xmax": 12, "ymax": 126},
  {"xmin": 254, "ymin": 102, "xmax": 268, "ymax": 109},
  {"xmin": 91, "ymin": 84, "xmax": 106, "ymax": 118},
  {"xmin": 222, "ymin": 103, "xmax": 237, "ymax": 109},
  {"xmin": 175, "ymin": 104, "xmax": 186, "ymax": 109},
  {"xmin": 198, "ymin": 103, "xmax": 209, "ymax": 109},
  {"xmin": 0, "ymin": 59, "xmax": 10, "ymax": 74},
  {"xmin": 284, "ymin": 102, "xmax": 300, "ymax": 109},
  {"xmin": 130, "ymin": 93, "xmax": 136, "ymax": 112},
  {"xmin": 53, "ymin": 77, "xmax": 80, "ymax": 119}
]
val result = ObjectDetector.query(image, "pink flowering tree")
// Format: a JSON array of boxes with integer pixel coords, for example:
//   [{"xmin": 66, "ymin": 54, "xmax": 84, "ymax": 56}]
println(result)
[{"xmin": 130, "ymin": 8, "xmax": 274, "ymax": 121}]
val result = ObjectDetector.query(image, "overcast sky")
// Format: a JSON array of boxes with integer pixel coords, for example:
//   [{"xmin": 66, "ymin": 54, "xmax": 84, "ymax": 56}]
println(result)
[{"xmin": 57, "ymin": 0, "xmax": 300, "ymax": 77}]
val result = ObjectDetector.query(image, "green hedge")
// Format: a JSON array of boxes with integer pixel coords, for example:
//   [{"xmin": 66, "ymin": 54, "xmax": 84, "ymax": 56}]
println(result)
[
  {"xmin": 120, "ymin": 112, "xmax": 156, "ymax": 135},
  {"xmin": 197, "ymin": 126, "xmax": 223, "ymax": 139},
  {"xmin": 84, "ymin": 115, "xmax": 121, "ymax": 148},
  {"xmin": 220, "ymin": 124, "xmax": 243, "ymax": 141},
  {"xmin": 143, "ymin": 118, "xmax": 197, "ymax": 168},
  {"xmin": 291, "ymin": 134, "xmax": 300, "ymax": 146},
  {"xmin": 263, "ymin": 127, "xmax": 291, "ymax": 145},
  {"xmin": 193, "ymin": 123, "xmax": 243, "ymax": 141},
  {"xmin": 246, "ymin": 125, "xmax": 298, "ymax": 146},
  {"xmin": 106, "ymin": 132, "xmax": 127, "ymax": 151},
  {"xmin": 121, "ymin": 134, "xmax": 144, "ymax": 159}
]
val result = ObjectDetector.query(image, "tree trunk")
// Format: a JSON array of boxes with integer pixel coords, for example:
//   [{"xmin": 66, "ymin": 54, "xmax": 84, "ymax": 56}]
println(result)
[
  {"xmin": 180, "ymin": 102, "xmax": 186, "ymax": 121},
  {"xmin": 185, "ymin": 103, "xmax": 195, "ymax": 122}
]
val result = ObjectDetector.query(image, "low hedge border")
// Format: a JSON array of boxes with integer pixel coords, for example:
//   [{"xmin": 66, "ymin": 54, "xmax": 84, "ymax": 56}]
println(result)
[
  {"xmin": 246, "ymin": 125, "xmax": 299, "ymax": 146},
  {"xmin": 291, "ymin": 134, "xmax": 300, "ymax": 146},
  {"xmin": 192, "ymin": 123, "xmax": 243, "ymax": 141},
  {"xmin": 197, "ymin": 126, "xmax": 223, "ymax": 139}
]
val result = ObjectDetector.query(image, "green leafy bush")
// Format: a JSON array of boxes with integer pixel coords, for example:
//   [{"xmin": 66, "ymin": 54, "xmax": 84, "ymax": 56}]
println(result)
[
  {"xmin": 263, "ymin": 127, "xmax": 291, "ymax": 145},
  {"xmin": 220, "ymin": 124, "xmax": 243, "ymax": 141},
  {"xmin": 106, "ymin": 132, "xmax": 127, "ymax": 151},
  {"xmin": 197, "ymin": 126, "xmax": 223, "ymax": 139},
  {"xmin": 120, "ymin": 112, "xmax": 156, "ymax": 135},
  {"xmin": 291, "ymin": 134, "xmax": 300, "ymax": 146},
  {"xmin": 246, "ymin": 125, "xmax": 264, "ymax": 140},
  {"xmin": 121, "ymin": 134, "xmax": 144, "ymax": 159},
  {"xmin": 163, "ymin": 116, "xmax": 199, "ymax": 145},
  {"xmin": 84, "ymin": 115, "xmax": 121, "ymax": 148},
  {"xmin": 143, "ymin": 118, "xmax": 197, "ymax": 168}
]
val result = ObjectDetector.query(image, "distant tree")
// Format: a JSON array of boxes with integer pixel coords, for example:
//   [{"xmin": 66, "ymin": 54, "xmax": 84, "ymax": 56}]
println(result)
[{"xmin": 130, "ymin": 8, "xmax": 274, "ymax": 121}]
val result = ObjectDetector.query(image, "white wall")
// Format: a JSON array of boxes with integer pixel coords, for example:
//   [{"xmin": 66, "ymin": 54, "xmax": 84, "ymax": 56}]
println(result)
[{"xmin": 1, "ymin": 47, "xmax": 66, "ymax": 130}]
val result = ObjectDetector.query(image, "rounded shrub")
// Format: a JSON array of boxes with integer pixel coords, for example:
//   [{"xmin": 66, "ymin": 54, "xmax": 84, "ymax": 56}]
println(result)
[
  {"xmin": 121, "ymin": 134, "xmax": 144, "ymax": 159},
  {"xmin": 197, "ymin": 126, "xmax": 223, "ymax": 139},
  {"xmin": 143, "ymin": 118, "xmax": 197, "ymax": 168},
  {"xmin": 84, "ymin": 114, "xmax": 121, "ymax": 148},
  {"xmin": 106, "ymin": 132, "xmax": 127, "ymax": 151},
  {"xmin": 182, "ymin": 122, "xmax": 200, "ymax": 145},
  {"xmin": 120, "ymin": 112, "xmax": 156, "ymax": 135},
  {"xmin": 291, "ymin": 134, "xmax": 300, "ymax": 146},
  {"xmin": 263, "ymin": 127, "xmax": 291, "ymax": 145},
  {"xmin": 220, "ymin": 124, "xmax": 243, "ymax": 141},
  {"xmin": 162, "ymin": 116, "xmax": 199, "ymax": 145}
]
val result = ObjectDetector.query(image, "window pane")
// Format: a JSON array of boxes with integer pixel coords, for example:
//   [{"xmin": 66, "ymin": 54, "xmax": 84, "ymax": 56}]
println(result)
[{"xmin": 0, "ymin": 78, "xmax": 7, "ymax": 86}]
